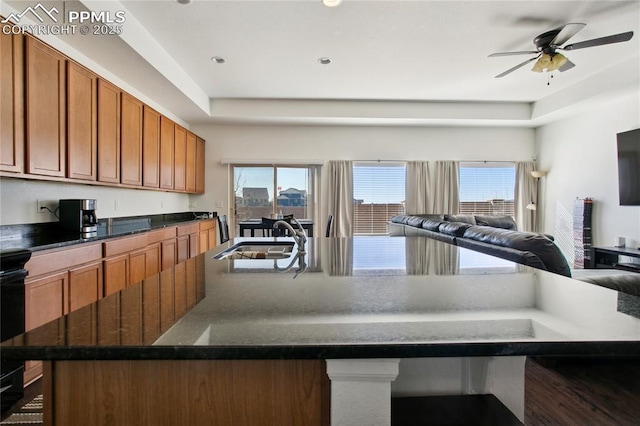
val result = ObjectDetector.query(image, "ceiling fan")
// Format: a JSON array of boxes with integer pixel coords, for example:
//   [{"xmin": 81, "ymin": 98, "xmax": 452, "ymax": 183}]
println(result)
[{"xmin": 489, "ymin": 23, "xmax": 634, "ymax": 78}]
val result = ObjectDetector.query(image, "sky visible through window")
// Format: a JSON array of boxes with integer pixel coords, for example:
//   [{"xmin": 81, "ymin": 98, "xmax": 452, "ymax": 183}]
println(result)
[
  {"xmin": 459, "ymin": 166, "xmax": 515, "ymax": 202},
  {"xmin": 353, "ymin": 166, "xmax": 406, "ymax": 204}
]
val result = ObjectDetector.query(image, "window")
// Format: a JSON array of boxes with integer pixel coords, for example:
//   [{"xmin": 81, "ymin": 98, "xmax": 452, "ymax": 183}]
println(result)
[
  {"xmin": 353, "ymin": 163, "xmax": 406, "ymax": 235},
  {"xmin": 232, "ymin": 165, "xmax": 318, "ymax": 223},
  {"xmin": 459, "ymin": 162, "xmax": 515, "ymax": 217}
]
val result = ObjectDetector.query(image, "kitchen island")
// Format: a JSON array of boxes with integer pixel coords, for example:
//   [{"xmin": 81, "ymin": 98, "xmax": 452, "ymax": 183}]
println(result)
[{"xmin": 2, "ymin": 236, "xmax": 640, "ymax": 425}]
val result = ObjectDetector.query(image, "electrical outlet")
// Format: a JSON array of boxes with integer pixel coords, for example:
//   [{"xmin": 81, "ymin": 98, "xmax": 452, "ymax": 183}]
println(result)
[
  {"xmin": 114, "ymin": 200, "xmax": 119, "ymax": 210},
  {"xmin": 37, "ymin": 199, "xmax": 45, "ymax": 213},
  {"xmin": 214, "ymin": 201, "xmax": 223, "ymax": 208}
]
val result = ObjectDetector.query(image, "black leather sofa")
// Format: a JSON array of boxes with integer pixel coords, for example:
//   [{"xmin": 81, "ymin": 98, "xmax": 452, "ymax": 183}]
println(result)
[{"xmin": 388, "ymin": 214, "xmax": 572, "ymax": 277}]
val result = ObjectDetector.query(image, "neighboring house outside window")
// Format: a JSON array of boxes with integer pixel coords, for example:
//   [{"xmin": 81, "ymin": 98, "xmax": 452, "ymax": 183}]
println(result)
[{"xmin": 232, "ymin": 165, "xmax": 318, "ymax": 226}]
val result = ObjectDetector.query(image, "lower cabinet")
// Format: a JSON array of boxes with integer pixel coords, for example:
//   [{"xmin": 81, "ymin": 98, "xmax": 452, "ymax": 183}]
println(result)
[
  {"xmin": 68, "ymin": 261, "xmax": 103, "ymax": 312},
  {"xmin": 103, "ymin": 253, "xmax": 129, "ymax": 296},
  {"xmin": 22, "ymin": 219, "xmax": 216, "ymax": 385}
]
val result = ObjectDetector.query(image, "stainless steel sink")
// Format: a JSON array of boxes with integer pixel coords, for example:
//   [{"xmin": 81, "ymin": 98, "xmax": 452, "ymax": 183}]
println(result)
[{"xmin": 213, "ymin": 241, "xmax": 295, "ymax": 260}]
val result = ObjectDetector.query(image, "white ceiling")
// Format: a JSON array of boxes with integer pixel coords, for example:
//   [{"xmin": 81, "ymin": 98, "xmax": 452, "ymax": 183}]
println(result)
[{"xmin": 2, "ymin": 0, "xmax": 639, "ymax": 126}]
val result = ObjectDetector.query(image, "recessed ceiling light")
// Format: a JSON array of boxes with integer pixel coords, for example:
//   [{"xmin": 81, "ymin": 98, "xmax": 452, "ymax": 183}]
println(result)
[
  {"xmin": 211, "ymin": 56, "xmax": 225, "ymax": 64},
  {"xmin": 322, "ymin": 0, "xmax": 342, "ymax": 7},
  {"xmin": 176, "ymin": 0, "xmax": 191, "ymax": 4},
  {"xmin": 318, "ymin": 57, "xmax": 332, "ymax": 65}
]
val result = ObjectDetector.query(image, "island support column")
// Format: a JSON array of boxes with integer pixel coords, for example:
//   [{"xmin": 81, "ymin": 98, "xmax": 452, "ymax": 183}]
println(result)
[{"xmin": 326, "ymin": 359, "xmax": 400, "ymax": 426}]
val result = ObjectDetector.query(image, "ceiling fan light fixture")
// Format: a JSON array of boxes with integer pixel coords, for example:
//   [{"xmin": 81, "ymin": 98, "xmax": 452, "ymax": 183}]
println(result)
[
  {"xmin": 531, "ymin": 54, "xmax": 551, "ymax": 72},
  {"xmin": 550, "ymin": 53, "xmax": 568, "ymax": 70}
]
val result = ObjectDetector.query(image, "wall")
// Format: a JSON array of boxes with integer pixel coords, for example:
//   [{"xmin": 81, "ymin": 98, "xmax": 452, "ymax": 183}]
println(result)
[
  {"xmin": 1, "ymin": 125, "xmax": 533, "ymax": 226},
  {"xmin": 190, "ymin": 123, "xmax": 536, "ymax": 228},
  {"xmin": 536, "ymin": 92, "xmax": 640, "ymax": 263},
  {"xmin": 0, "ymin": 178, "xmax": 191, "ymax": 225}
]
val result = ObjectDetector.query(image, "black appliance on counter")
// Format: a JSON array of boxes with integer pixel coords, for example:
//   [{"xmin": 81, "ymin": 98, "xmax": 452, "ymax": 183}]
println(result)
[
  {"xmin": 0, "ymin": 249, "xmax": 32, "ymax": 415},
  {"xmin": 59, "ymin": 199, "xmax": 98, "ymax": 237}
]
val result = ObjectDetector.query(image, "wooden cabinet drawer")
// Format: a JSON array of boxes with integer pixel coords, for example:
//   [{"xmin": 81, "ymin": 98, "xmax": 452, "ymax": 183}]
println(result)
[
  {"xmin": 103, "ymin": 234, "xmax": 148, "ymax": 257},
  {"xmin": 26, "ymin": 243, "xmax": 102, "ymax": 278},
  {"xmin": 199, "ymin": 219, "xmax": 216, "ymax": 231},
  {"xmin": 147, "ymin": 227, "xmax": 176, "ymax": 244},
  {"xmin": 176, "ymin": 222, "xmax": 199, "ymax": 236}
]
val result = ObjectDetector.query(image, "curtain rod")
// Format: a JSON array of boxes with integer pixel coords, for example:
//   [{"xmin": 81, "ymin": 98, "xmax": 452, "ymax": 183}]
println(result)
[
  {"xmin": 352, "ymin": 160, "xmax": 518, "ymax": 164},
  {"xmin": 461, "ymin": 160, "xmax": 517, "ymax": 163},
  {"xmin": 353, "ymin": 160, "xmax": 408, "ymax": 163}
]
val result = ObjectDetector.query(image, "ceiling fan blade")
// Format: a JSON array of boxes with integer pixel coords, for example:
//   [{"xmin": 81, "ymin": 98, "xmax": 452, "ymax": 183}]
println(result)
[
  {"xmin": 550, "ymin": 23, "xmax": 586, "ymax": 46},
  {"xmin": 562, "ymin": 31, "xmax": 634, "ymax": 50},
  {"xmin": 494, "ymin": 55, "xmax": 540, "ymax": 78},
  {"xmin": 558, "ymin": 59, "xmax": 576, "ymax": 72},
  {"xmin": 488, "ymin": 51, "xmax": 539, "ymax": 57}
]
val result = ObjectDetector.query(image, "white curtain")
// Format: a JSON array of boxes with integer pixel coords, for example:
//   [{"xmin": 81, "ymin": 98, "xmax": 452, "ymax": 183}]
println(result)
[
  {"xmin": 515, "ymin": 161, "xmax": 536, "ymax": 232},
  {"xmin": 328, "ymin": 160, "xmax": 353, "ymax": 237},
  {"xmin": 405, "ymin": 161, "xmax": 431, "ymax": 214},
  {"xmin": 432, "ymin": 161, "xmax": 460, "ymax": 214}
]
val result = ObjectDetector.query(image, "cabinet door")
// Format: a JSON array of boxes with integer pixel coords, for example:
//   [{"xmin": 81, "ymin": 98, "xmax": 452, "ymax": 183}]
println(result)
[
  {"xmin": 142, "ymin": 106, "xmax": 160, "ymax": 188},
  {"xmin": 68, "ymin": 261, "xmax": 103, "ymax": 312},
  {"xmin": 189, "ymin": 232, "xmax": 200, "ymax": 259},
  {"xmin": 177, "ymin": 235, "xmax": 189, "ymax": 263},
  {"xmin": 97, "ymin": 79, "xmax": 120, "ymax": 183},
  {"xmin": 0, "ymin": 32, "xmax": 24, "ymax": 173},
  {"xmin": 161, "ymin": 238, "xmax": 177, "ymax": 271},
  {"xmin": 25, "ymin": 36, "xmax": 66, "ymax": 177},
  {"xmin": 24, "ymin": 270, "xmax": 68, "ymax": 380},
  {"xmin": 196, "ymin": 137, "xmax": 205, "ymax": 194},
  {"xmin": 208, "ymin": 227, "xmax": 217, "ymax": 250},
  {"xmin": 104, "ymin": 254, "xmax": 129, "ymax": 296},
  {"xmin": 199, "ymin": 229, "xmax": 209, "ymax": 255},
  {"xmin": 67, "ymin": 62, "xmax": 97, "ymax": 180},
  {"xmin": 174, "ymin": 125, "xmax": 186, "ymax": 191},
  {"xmin": 130, "ymin": 243, "xmax": 161, "ymax": 285},
  {"xmin": 120, "ymin": 92, "xmax": 143, "ymax": 186},
  {"xmin": 25, "ymin": 271, "xmax": 67, "ymax": 331},
  {"xmin": 186, "ymin": 131, "xmax": 197, "ymax": 193},
  {"xmin": 159, "ymin": 116, "xmax": 174, "ymax": 190}
]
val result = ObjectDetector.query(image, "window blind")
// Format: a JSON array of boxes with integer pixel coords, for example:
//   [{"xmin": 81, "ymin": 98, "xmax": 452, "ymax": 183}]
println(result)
[
  {"xmin": 353, "ymin": 163, "xmax": 406, "ymax": 235},
  {"xmin": 459, "ymin": 162, "xmax": 515, "ymax": 217}
]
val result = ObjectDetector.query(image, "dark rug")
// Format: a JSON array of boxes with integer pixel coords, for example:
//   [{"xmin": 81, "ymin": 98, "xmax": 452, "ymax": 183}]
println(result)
[{"xmin": 0, "ymin": 395, "xmax": 43, "ymax": 425}]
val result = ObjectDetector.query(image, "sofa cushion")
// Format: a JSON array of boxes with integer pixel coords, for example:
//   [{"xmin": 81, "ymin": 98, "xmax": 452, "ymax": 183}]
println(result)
[
  {"xmin": 390, "ymin": 215, "xmax": 410, "ymax": 224},
  {"xmin": 439, "ymin": 221, "xmax": 473, "ymax": 237},
  {"xmin": 422, "ymin": 218, "xmax": 444, "ymax": 232},
  {"xmin": 462, "ymin": 225, "xmax": 571, "ymax": 277},
  {"xmin": 406, "ymin": 216, "xmax": 426, "ymax": 228},
  {"xmin": 444, "ymin": 214, "xmax": 476, "ymax": 225},
  {"xmin": 474, "ymin": 215, "xmax": 518, "ymax": 230}
]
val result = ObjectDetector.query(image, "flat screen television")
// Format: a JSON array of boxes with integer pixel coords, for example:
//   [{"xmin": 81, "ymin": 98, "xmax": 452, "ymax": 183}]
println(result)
[{"xmin": 617, "ymin": 128, "xmax": 640, "ymax": 206}]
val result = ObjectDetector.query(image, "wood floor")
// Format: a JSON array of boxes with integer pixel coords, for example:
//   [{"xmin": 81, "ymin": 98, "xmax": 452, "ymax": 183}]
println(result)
[{"xmin": 525, "ymin": 357, "xmax": 640, "ymax": 426}]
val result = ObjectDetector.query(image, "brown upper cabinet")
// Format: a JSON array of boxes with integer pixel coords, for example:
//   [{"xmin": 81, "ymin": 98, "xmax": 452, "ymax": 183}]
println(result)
[
  {"xmin": 25, "ymin": 36, "xmax": 66, "ymax": 177},
  {"xmin": 1, "ymin": 33, "xmax": 206, "ymax": 194},
  {"xmin": 186, "ymin": 131, "xmax": 197, "ymax": 193},
  {"xmin": 0, "ymin": 31, "xmax": 24, "ymax": 173},
  {"xmin": 159, "ymin": 116, "xmax": 175, "ymax": 190},
  {"xmin": 67, "ymin": 62, "xmax": 97, "ymax": 181},
  {"xmin": 143, "ymin": 106, "xmax": 161, "ymax": 188},
  {"xmin": 174, "ymin": 125, "xmax": 187, "ymax": 192},
  {"xmin": 97, "ymin": 79, "xmax": 121, "ymax": 183},
  {"xmin": 196, "ymin": 137, "xmax": 205, "ymax": 194},
  {"xmin": 120, "ymin": 93, "xmax": 143, "ymax": 187}
]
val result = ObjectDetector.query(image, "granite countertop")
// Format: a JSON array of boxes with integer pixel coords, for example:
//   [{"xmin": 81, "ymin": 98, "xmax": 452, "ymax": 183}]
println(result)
[
  {"xmin": 2, "ymin": 237, "xmax": 640, "ymax": 361},
  {"xmin": 0, "ymin": 212, "xmax": 215, "ymax": 252}
]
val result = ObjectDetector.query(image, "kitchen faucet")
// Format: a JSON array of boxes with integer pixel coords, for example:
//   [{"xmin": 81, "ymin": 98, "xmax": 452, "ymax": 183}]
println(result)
[
  {"xmin": 273, "ymin": 217, "xmax": 307, "ymax": 254},
  {"xmin": 273, "ymin": 252, "xmax": 308, "ymax": 279}
]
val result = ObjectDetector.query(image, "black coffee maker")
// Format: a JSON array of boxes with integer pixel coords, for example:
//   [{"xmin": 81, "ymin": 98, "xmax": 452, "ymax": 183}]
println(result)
[{"xmin": 59, "ymin": 199, "xmax": 98, "ymax": 236}]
